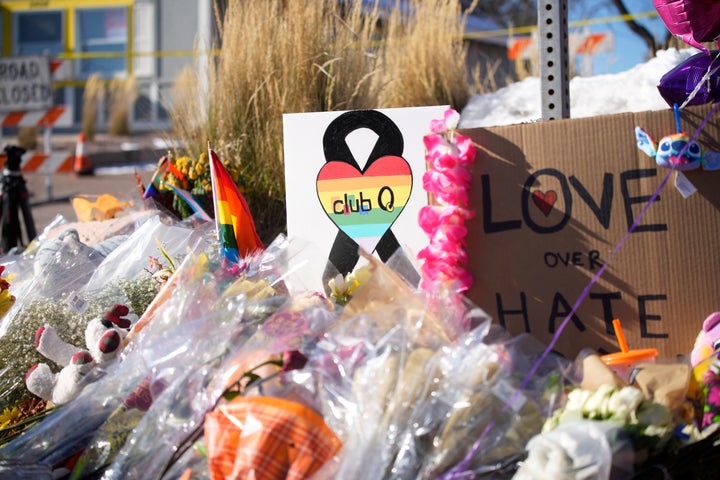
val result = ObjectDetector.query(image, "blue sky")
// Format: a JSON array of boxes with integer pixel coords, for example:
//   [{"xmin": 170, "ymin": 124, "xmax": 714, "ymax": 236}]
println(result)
[{"xmin": 570, "ymin": 1, "xmax": 671, "ymax": 75}]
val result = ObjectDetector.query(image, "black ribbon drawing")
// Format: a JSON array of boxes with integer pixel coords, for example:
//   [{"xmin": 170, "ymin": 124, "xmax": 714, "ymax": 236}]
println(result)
[{"xmin": 319, "ymin": 110, "xmax": 421, "ymax": 290}]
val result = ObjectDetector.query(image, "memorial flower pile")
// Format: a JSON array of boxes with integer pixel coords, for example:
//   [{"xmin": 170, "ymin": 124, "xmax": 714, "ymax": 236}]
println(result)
[{"xmin": 0, "ymin": 107, "xmax": 717, "ymax": 480}]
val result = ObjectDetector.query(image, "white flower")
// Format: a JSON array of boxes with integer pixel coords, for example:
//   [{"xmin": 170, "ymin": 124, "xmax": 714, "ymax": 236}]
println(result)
[
  {"xmin": 607, "ymin": 386, "xmax": 645, "ymax": 423},
  {"xmin": 327, "ymin": 274, "xmax": 347, "ymax": 293},
  {"xmin": 564, "ymin": 388, "xmax": 592, "ymax": 412},
  {"xmin": 582, "ymin": 384, "xmax": 615, "ymax": 419},
  {"xmin": 514, "ymin": 436, "xmax": 574, "ymax": 480},
  {"xmin": 444, "ymin": 109, "xmax": 460, "ymax": 130}
]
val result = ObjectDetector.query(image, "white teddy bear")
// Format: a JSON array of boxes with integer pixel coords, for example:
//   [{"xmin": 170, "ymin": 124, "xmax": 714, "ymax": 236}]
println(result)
[{"xmin": 25, "ymin": 304, "xmax": 131, "ymax": 405}]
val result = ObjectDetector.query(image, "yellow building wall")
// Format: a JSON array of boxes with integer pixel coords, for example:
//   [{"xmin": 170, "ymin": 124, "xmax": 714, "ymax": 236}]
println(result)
[{"xmin": 1, "ymin": 0, "xmax": 133, "ymax": 57}]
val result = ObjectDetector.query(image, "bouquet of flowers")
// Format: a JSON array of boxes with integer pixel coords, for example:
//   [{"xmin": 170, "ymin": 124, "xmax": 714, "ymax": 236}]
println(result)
[
  {"xmin": 1, "ymin": 107, "xmax": 717, "ymax": 480},
  {"xmin": 0, "ymin": 211, "xmax": 207, "ymax": 434},
  {"xmin": 148, "ymin": 152, "xmax": 244, "ymax": 221}
]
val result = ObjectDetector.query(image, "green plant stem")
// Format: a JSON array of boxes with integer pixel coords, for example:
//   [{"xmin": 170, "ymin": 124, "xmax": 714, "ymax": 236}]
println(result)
[{"xmin": 0, "ymin": 406, "xmax": 57, "ymax": 448}]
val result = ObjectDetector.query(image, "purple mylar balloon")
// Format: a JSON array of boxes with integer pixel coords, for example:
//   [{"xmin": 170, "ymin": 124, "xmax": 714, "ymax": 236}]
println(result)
[
  {"xmin": 657, "ymin": 51, "xmax": 720, "ymax": 106},
  {"xmin": 654, "ymin": 0, "xmax": 720, "ymax": 54}
]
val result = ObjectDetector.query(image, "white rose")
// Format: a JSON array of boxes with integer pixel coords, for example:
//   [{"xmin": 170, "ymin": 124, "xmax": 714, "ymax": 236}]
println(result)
[
  {"xmin": 514, "ymin": 436, "xmax": 574, "ymax": 480},
  {"xmin": 565, "ymin": 388, "xmax": 592, "ymax": 412},
  {"xmin": 582, "ymin": 384, "xmax": 615, "ymax": 419},
  {"xmin": 607, "ymin": 386, "xmax": 645, "ymax": 423}
]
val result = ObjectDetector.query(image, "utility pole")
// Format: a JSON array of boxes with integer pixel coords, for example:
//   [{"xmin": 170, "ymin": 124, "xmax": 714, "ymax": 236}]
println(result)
[{"xmin": 538, "ymin": 0, "xmax": 570, "ymax": 120}]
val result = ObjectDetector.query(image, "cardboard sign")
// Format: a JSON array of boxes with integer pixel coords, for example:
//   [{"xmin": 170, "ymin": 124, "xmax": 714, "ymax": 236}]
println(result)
[
  {"xmin": 283, "ymin": 106, "xmax": 447, "ymax": 292},
  {"xmin": 460, "ymin": 104, "xmax": 720, "ymax": 360}
]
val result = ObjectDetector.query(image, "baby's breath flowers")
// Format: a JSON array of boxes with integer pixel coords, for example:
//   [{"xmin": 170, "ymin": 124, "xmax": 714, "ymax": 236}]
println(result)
[
  {"xmin": 117, "ymin": 276, "xmax": 161, "ymax": 318},
  {"xmin": 0, "ymin": 270, "xmax": 163, "ymax": 411},
  {"xmin": 0, "ymin": 297, "xmax": 88, "ymax": 410}
]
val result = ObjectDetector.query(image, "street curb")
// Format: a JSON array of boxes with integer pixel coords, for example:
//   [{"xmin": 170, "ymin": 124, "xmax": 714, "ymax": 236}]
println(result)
[{"xmin": 89, "ymin": 148, "xmax": 166, "ymax": 168}]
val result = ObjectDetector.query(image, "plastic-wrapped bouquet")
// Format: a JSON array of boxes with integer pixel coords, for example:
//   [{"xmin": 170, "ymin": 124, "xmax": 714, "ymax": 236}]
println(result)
[
  {"xmin": 146, "ymin": 152, "xmax": 244, "ymax": 220},
  {"xmin": 272, "ymin": 253, "xmax": 570, "ymax": 480},
  {"xmin": 515, "ymin": 366, "xmax": 701, "ymax": 479},
  {"xmin": 0, "ymin": 233, "xmax": 333, "ymax": 478},
  {"xmin": 0, "ymin": 212, "xmax": 208, "ymax": 439}
]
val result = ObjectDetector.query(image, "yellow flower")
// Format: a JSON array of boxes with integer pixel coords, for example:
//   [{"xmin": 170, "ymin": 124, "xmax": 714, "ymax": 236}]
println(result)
[
  {"xmin": 345, "ymin": 267, "xmax": 371, "ymax": 296},
  {"xmin": 188, "ymin": 166, "xmax": 198, "ymax": 181},
  {"xmin": 189, "ymin": 253, "xmax": 209, "ymax": 281},
  {"xmin": 197, "ymin": 153, "xmax": 209, "ymax": 169},
  {"xmin": 0, "ymin": 284, "xmax": 15, "ymax": 318},
  {"xmin": 328, "ymin": 267, "xmax": 371, "ymax": 305},
  {"xmin": 0, "ymin": 265, "xmax": 15, "ymax": 283},
  {"xmin": 175, "ymin": 157, "xmax": 190, "ymax": 175},
  {"xmin": 0, "ymin": 406, "xmax": 20, "ymax": 429}
]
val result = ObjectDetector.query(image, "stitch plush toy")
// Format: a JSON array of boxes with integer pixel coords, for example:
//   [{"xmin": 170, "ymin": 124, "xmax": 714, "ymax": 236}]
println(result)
[
  {"xmin": 635, "ymin": 126, "xmax": 720, "ymax": 171},
  {"xmin": 25, "ymin": 304, "xmax": 132, "ymax": 405}
]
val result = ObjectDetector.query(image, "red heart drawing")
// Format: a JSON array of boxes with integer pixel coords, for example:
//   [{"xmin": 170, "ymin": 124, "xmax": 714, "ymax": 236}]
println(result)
[{"xmin": 532, "ymin": 190, "xmax": 557, "ymax": 216}]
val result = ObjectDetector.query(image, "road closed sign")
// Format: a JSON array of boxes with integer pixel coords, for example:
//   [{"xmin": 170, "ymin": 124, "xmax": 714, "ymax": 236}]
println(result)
[{"xmin": 0, "ymin": 55, "xmax": 53, "ymax": 113}]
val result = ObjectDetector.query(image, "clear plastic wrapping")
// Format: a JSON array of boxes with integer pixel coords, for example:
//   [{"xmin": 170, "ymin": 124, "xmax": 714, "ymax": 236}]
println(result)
[
  {"xmin": 0, "ymin": 213, "xmax": 202, "ymax": 413},
  {"xmin": 514, "ymin": 420, "xmax": 634, "ymax": 480},
  {"xmin": 0, "ymin": 234, "xmax": 604, "ymax": 480}
]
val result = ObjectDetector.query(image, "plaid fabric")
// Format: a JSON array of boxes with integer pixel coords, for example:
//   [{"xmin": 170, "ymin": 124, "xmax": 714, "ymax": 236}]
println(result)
[{"xmin": 205, "ymin": 396, "xmax": 342, "ymax": 480}]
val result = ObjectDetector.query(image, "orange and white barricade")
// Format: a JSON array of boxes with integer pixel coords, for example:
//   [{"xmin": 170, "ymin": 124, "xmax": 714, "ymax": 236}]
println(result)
[
  {"xmin": 0, "ymin": 105, "xmax": 71, "ymax": 130},
  {"xmin": 19, "ymin": 150, "xmax": 75, "ymax": 175}
]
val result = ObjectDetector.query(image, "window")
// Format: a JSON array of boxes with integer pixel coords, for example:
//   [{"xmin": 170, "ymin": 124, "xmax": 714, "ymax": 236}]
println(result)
[
  {"xmin": 133, "ymin": 2, "xmax": 155, "ymax": 78},
  {"xmin": 76, "ymin": 8, "xmax": 128, "ymax": 78},
  {"xmin": 14, "ymin": 10, "xmax": 65, "ymax": 56}
]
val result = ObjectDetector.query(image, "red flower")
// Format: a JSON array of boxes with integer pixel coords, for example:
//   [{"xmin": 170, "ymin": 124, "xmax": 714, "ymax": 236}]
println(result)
[{"xmin": 281, "ymin": 350, "xmax": 308, "ymax": 373}]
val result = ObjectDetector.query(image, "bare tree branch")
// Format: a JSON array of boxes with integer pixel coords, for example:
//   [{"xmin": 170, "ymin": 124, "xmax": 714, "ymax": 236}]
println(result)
[{"xmin": 610, "ymin": 0, "xmax": 669, "ymax": 55}]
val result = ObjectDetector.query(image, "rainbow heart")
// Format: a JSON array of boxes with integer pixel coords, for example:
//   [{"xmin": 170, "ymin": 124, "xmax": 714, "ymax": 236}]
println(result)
[{"xmin": 317, "ymin": 156, "xmax": 412, "ymax": 254}]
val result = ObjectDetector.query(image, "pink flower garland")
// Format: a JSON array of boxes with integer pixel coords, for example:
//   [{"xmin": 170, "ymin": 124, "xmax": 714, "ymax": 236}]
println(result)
[{"xmin": 417, "ymin": 109, "xmax": 476, "ymax": 293}]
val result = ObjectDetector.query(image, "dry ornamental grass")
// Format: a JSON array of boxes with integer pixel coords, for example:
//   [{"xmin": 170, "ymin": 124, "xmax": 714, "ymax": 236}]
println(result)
[
  {"xmin": 167, "ymin": 0, "xmax": 483, "ymax": 243},
  {"xmin": 82, "ymin": 73, "xmax": 105, "ymax": 141},
  {"xmin": 108, "ymin": 77, "xmax": 138, "ymax": 136}
]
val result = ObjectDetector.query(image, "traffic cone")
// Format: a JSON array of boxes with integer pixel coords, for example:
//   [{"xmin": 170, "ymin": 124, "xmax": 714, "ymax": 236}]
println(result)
[{"xmin": 73, "ymin": 132, "xmax": 94, "ymax": 175}]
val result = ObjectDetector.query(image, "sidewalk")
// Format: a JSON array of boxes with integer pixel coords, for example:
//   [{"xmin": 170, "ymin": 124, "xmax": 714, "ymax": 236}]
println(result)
[
  {"xmin": 25, "ymin": 168, "xmax": 156, "ymax": 236},
  {"xmin": 6, "ymin": 131, "xmax": 182, "ymax": 239},
  {"xmin": 45, "ymin": 131, "xmax": 180, "ymax": 168}
]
